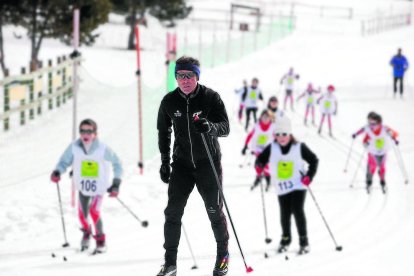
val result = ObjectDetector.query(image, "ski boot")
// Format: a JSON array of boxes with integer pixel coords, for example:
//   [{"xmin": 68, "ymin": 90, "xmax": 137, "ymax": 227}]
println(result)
[
  {"xmin": 277, "ymin": 236, "xmax": 291, "ymax": 253},
  {"xmin": 380, "ymin": 180, "xmax": 387, "ymax": 194},
  {"xmin": 298, "ymin": 236, "xmax": 310, "ymax": 255},
  {"xmin": 213, "ymin": 252, "xmax": 229, "ymax": 276},
  {"xmin": 92, "ymin": 233, "xmax": 106, "ymax": 254},
  {"xmin": 156, "ymin": 264, "xmax": 177, "ymax": 276},
  {"xmin": 366, "ymin": 180, "xmax": 372, "ymax": 194},
  {"xmin": 80, "ymin": 226, "xmax": 91, "ymax": 251},
  {"xmin": 250, "ymin": 176, "xmax": 261, "ymax": 191}
]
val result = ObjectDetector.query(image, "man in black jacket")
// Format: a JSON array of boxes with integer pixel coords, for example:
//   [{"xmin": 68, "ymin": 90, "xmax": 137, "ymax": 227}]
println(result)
[{"xmin": 156, "ymin": 56, "xmax": 230, "ymax": 276}]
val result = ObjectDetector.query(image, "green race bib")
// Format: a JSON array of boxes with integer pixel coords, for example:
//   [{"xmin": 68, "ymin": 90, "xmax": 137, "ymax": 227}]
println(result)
[
  {"xmin": 257, "ymin": 135, "xmax": 268, "ymax": 146},
  {"xmin": 249, "ymin": 90, "xmax": 257, "ymax": 99},
  {"xmin": 287, "ymin": 77, "xmax": 294, "ymax": 85},
  {"xmin": 81, "ymin": 160, "xmax": 99, "ymax": 177},
  {"xmin": 324, "ymin": 101, "xmax": 331, "ymax": 109},
  {"xmin": 277, "ymin": 161, "xmax": 294, "ymax": 180},
  {"xmin": 307, "ymin": 97, "xmax": 314, "ymax": 104},
  {"xmin": 375, "ymin": 138, "xmax": 385, "ymax": 150}
]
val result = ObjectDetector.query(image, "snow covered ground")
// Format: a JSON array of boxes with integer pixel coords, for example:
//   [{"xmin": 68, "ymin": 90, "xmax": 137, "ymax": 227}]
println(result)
[{"xmin": 1, "ymin": 1, "xmax": 414, "ymax": 276}]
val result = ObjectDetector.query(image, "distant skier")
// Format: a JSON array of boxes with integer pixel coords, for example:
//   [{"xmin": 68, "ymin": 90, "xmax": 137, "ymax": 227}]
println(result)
[
  {"xmin": 280, "ymin": 67, "xmax": 300, "ymax": 111},
  {"xmin": 256, "ymin": 116, "xmax": 319, "ymax": 255},
  {"xmin": 235, "ymin": 79, "xmax": 248, "ymax": 123},
  {"xmin": 352, "ymin": 112, "xmax": 399, "ymax": 194},
  {"xmin": 266, "ymin": 96, "xmax": 284, "ymax": 123},
  {"xmin": 297, "ymin": 83, "xmax": 320, "ymax": 126},
  {"xmin": 241, "ymin": 110, "xmax": 276, "ymax": 191},
  {"xmin": 242, "ymin": 77, "xmax": 264, "ymax": 131},
  {"xmin": 317, "ymin": 85, "xmax": 337, "ymax": 136},
  {"xmin": 390, "ymin": 48, "xmax": 409, "ymax": 98},
  {"xmin": 50, "ymin": 119, "xmax": 123, "ymax": 254}
]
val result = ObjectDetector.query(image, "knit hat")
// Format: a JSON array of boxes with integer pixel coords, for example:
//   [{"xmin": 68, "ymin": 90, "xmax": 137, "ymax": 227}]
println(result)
[{"xmin": 274, "ymin": 116, "xmax": 292, "ymax": 134}]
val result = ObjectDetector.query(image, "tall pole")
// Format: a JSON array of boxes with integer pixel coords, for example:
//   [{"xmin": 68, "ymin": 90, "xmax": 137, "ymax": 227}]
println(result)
[
  {"xmin": 71, "ymin": 7, "xmax": 80, "ymax": 208},
  {"xmin": 135, "ymin": 25, "xmax": 144, "ymax": 174}
]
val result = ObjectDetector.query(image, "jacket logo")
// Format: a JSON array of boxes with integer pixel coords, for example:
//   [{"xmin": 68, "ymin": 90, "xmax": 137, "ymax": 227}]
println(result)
[
  {"xmin": 192, "ymin": 111, "xmax": 202, "ymax": 118},
  {"xmin": 174, "ymin": 110, "xmax": 182, "ymax": 117}
]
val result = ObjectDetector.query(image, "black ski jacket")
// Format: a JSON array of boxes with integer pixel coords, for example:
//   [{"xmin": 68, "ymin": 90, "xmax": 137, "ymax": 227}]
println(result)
[{"xmin": 157, "ymin": 84, "xmax": 229, "ymax": 168}]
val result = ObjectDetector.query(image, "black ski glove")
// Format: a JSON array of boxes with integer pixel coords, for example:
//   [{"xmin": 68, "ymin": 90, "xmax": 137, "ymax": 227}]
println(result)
[
  {"xmin": 107, "ymin": 178, "xmax": 121, "ymax": 197},
  {"xmin": 160, "ymin": 162, "xmax": 171, "ymax": 184},
  {"xmin": 51, "ymin": 170, "xmax": 61, "ymax": 183},
  {"xmin": 193, "ymin": 118, "xmax": 212, "ymax": 134}
]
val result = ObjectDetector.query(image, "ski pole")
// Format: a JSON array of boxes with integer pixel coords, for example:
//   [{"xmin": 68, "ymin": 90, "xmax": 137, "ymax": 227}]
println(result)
[
  {"xmin": 200, "ymin": 132, "xmax": 253, "ymax": 273},
  {"xmin": 259, "ymin": 178, "xmax": 272, "ymax": 244},
  {"xmin": 55, "ymin": 181, "xmax": 70, "ymax": 247},
  {"xmin": 393, "ymin": 145, "xmax": 409, "ymax": 184},
  {"xmin": 182, "ymin": 224, "xmax": 198, "ymax": 270},
  {"xmin": 116, "ymin": 197, "xmax": 149, "ymax": 227},
  {"xmin": 307, "ymin": 187, "xmax": 343, "ymax": 251},
  {"xmin": 343, "ymin": 139, "xmax": 355, "ymax": 173},
  {"xmin": 350, "ymin": 148, "xmax": 367, "ymax": 188}
]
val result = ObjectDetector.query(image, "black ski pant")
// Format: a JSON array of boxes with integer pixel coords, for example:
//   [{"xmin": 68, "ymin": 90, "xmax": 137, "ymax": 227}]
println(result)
[
  {"xmin": 278, "ymin": 190, "xmax": 307, "ymax": 241},
  {"xmin": 245, "ymin": 107, "xmax": 258, "ymax": 131},
  {"xmin": 163, "ymin": 160, "xmax": 229, "ymax": 266},
  {"xmin": 394, "ymin": 77, "xmax": 404, "ymax": 95}
]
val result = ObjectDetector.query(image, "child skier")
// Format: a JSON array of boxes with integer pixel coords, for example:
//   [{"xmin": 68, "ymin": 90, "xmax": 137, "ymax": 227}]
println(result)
[
  {"xmin": 267, "ymin": 96, "xmax": 284, "ymax": 123},
  {"xmin": 297, "ymin": 83, "xmax": 320, "ymax": 125},
  {"xmin": 256, "ymin": 116, "xmax": 319, "ymax": 254},
  {"xmin": 235, "ymin": 79, "xmax": 248, "ymax": 123},
  {"xmin": 317, "ymin": 85, "xmax": 337, "ymax": 136},
  {"xmin": 351, "ymin": 112, "xmax": 399, "ymax": 194},
  {"xmin": 50, "ymin": 119, "xmax": 123, "ymax": 254},
  {"xmin": 242, "ymin": 77, "xmax": 264, "ymax": 131},
  {"xmin": 241, "ymin": 110, "xmax": 276, "ymax": 191},
  {"xmin": 280, "ymin": 67, "xmax": 300, "ymax": 111}
]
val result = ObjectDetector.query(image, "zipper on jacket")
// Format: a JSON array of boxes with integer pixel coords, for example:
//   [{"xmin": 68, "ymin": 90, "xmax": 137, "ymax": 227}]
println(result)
[{"xmin": 186, "ymin": 98, "xmax": 196, "ymax": 168}]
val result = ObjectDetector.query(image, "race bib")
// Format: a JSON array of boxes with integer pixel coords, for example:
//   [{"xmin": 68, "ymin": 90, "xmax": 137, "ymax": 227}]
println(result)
[
  {"xmin": 249, "ymin": 90, "xmax": 257, "ymax": 99},
  {"xmin": 278, "ymin": 181, "xmax": 294, "ymax": 192},
  {"xmin": 375, "ymin": 138, "xmax": 385, "ymax": 150},
  {"xmin": 324, "ymin": 101, "xmax": 331, "ymax": 109},
  {"xmin": 287, "ymin": 77, "xmax": 294, "ymax": 85},
  {"xmin": 81, "ymin": 160, "xmax": 99, "ymax": 178},
  {"xmin": 257, "ymin": 135, "xmax": 268, "ymax": 146},
  {"xmin": 307, "ymin": 97, "xmax": 314, "ymax": 104},
  {"xmin": 278, "ymin": 161, "xmax": 294, "ymax": 180}
]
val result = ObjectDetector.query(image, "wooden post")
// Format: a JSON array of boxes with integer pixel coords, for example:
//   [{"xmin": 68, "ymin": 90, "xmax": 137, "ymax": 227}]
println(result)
[
  {"xmin": 48, "ymin": 59, "xmax": 53, "ymax": 110},
  {"xmin": 56, "ymin": 56, "xmax": 61, "ymax": 108},
  {"xmin": 3, "ymin": 69, "xmax": 10, "ymax": 131},
  {"xmin": 29, "ymin": 63, "xmax": 35, "ymax": 120},
  {"xmin": 20, "ymin": 67, "xmax": 26, "ymax": 126},
  {"xmin": 62, "ymin": 55, "xmax": 67, "ymax": 104}
]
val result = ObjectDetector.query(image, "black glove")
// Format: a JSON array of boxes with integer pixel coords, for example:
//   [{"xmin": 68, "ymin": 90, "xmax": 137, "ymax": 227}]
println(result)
[
  {"xmin": 394, "ymin": 139, "xmax": 399, "ymax": 145},
  {"xmin": 107, "ymin": 178, "xmax": 121, "ymax": 197},
  {"xmin": 241, "ymin": 145, "xmax": 248, "ymax": 155},
  {"xmin": 51, "ymin": 170, "xmax": 61, "ymax": 183},
  {"xmin": 352, "ymin": 133, "xmax": 357, "ymax": 139},
  {"xmin": 193, "ymin": 118, "xmax": 212, "ymax": 133},
  {"xmin": 160, "ymin": 162, "xmax": 171, "ymax": 184}
]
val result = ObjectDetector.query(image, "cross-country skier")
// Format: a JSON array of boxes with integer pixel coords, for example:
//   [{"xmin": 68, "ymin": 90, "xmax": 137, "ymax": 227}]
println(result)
[
  {"xmin": 234, "ymin": 79, "xmax": 248, "ymax": 123},
  {"xmin": 351, "ymin": 112, "xmax": 399, "ymax": 194},
  {"xmin": 241, "ymin": 110, "xmax": 276, "ymax": 191},
  {"xmin": 256, "ymin": 116, "xmax": 319, "ymax": 255},
  {"xmin": 317, "ymin": 85, "xmax": 337, "ymax": 136},
  {"xmin": 297, "ymin": 83, "xmax": 320, "ymax": 125},
  {"xmin": 157, "ymin": 56, "xmax": 230, "ymax": 276},
  {"xmin": 50, "ymin": 119, "xmax": 123, "ymax": 254},
  {"xmin": 267, "ymin": 96, "xmax": 284, "ymax": 123},
  {"xmin": 390, "ymin": 48, "xmax": 409, "ymax": 98},
  {"xmin": 280, "ymin": 67, "xmax": 300, "ymax": 111},
  {"xmin": 242, "ymin": 77, "xmax": 264, "ymax": 131}
]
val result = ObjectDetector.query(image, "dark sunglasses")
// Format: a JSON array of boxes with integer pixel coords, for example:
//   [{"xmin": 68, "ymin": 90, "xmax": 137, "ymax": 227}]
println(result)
[
  {"xmin": 368, "ymin": 121, "xmax": 378, "ymax": 127},
  {"xmin": 176, "ymin": 72, "xmax": 196, "ymax": 79},
  {"xmin": 275, "ymin": 133, "xmax": 289, "ymax": 137},
  {"xmin": 80, "ymin": 129, "xmax": 95, "ymax": 134}
]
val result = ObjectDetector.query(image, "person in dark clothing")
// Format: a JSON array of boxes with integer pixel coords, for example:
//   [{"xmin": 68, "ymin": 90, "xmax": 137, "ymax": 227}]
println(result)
[
  {"xmin": 390, "ymin": 48, "xmax": 409, "ymax": 98},
  {"xmin": 256, "ymin": 116, "xmax": 319, "ymax": 255},
  {"xmin": 241, "ymin": 77, "xmax": 264, "ymax": 131},
  {"xmin": 156, "ymin": 56, "xmax": 230, "ymax": 276}
]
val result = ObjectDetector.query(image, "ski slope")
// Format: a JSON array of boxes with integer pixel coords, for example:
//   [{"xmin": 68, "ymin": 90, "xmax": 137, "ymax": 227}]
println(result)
[{"xmin": 1, "ymin": 4, "xmax": 414, "ymax": 276}]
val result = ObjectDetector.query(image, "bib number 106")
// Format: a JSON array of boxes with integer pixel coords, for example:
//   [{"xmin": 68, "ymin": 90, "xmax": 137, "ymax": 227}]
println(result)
[{"xmin": 81, "ymin": 180, "xmax": 97, "ymax": 192}]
